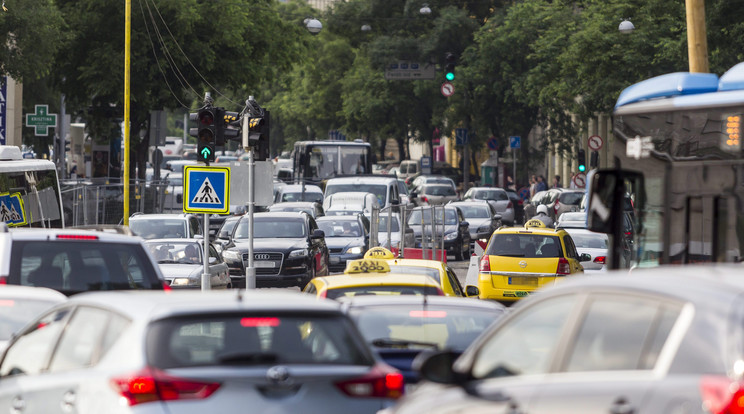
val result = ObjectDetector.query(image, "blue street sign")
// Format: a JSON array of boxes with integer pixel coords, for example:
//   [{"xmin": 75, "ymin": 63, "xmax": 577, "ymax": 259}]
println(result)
[
  {"xmin": 184, "ymin": 166, "xmax": 231, "ymax": 214},
  {"xmin": 455, "ymin": 128, "xmax": 469, "ymax": 146},
  {"xmin": 0, "ymin": 192, "xmax": 27, "ymax": 226},
  {"xmin": 420, "ymin": 156, "xmax": 432, "ymax": 175},
  {"xmin": 487, "ymin": 137, "xmax": 499, "ymax": 151},
  {"xmin": 509, "ymin": 136, "xmax": 521, "ymax": 149}
]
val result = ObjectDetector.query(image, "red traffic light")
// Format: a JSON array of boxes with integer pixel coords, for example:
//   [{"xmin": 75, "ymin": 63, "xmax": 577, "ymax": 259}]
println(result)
[{"xmin": 198, "ymin": 109, "xmax": 214, "ymax": 125}]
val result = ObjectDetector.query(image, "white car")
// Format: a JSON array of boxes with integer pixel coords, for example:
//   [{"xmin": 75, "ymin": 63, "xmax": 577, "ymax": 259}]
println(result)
[
  {"xmin": 144, "ymin": 239, "xmax": 231, "ymax": 289},
  {"xmin": 274, "ymin": 184, "xmax": 324, "ymax": 204},
  {"xmin": 0, "ymin": 285, "xmax": 66, "ymax": 351},
  {"xmin": 563, "ymin": 228, "xmax": 608, "ymax": 272},
  {"xmin": 0, "ymin": 290, "xmax": 404, "ymax": 413}
]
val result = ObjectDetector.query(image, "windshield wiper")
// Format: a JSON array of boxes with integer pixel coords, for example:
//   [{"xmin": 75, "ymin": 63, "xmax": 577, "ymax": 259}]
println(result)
[
  {"xmin": 372, "ymin": 338, "xmax": 439, "ymax": 349},
  {"xmin": 217, "ymin": 352, "xmax": 278, "ymax": 365},
  {"xmin": 157, "ymin": 260, "xmax": 179, "ymax": 264}
]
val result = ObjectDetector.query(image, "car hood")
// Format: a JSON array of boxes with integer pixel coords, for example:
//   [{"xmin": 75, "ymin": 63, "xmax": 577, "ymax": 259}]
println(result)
[
  {"xmin": 324, "ymin": 237, "xmax": 365, "ymax": 250},
  {"xmin": 232, "ymin": 238, "xmax": 308, "ymax": 252},
  {"xmin": 158, "ymin": 264, "xmax": 200, "ymax": 279}
]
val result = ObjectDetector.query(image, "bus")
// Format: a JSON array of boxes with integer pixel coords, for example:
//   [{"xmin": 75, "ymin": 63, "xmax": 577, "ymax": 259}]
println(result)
[
  {"xmin": 0, "ymin": 145, "xmax": 65, "ymax": 228},
  {"xmin": 587, "ymin": 62, "xmax": 744, "ymax": 268},
  {"xmin": 292, "ymin": 140, "xmax": 372, "ymax": 187}
]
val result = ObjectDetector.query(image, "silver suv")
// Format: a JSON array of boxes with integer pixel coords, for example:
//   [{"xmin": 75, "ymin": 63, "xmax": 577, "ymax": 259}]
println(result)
[
  {"xmin": 0, "ymin": 224, "xmax": 167, "ymax": 295},
  {"xmin": 128, "ymin": 213, "xmax": 204, "ymax": 240}
]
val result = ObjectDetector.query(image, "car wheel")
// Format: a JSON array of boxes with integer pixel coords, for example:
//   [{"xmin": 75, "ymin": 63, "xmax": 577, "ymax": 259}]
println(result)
[{"xmin": 300, "ymin": 265, "xmax": 316, "ymax": 290}]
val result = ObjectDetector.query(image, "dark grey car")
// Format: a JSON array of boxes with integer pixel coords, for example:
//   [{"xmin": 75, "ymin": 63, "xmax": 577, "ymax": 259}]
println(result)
[{"xmin": 387, "ymin": 265, "xmax": 744, "ymax": 414}]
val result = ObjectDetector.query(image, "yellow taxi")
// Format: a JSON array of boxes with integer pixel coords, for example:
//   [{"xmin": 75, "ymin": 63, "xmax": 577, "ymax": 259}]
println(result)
[
  {"xmin": 474, "ymin": 219, "xmax": 588, "ymax": 302},
  {"xmin": 303, "ymin": 257, "xmax": 445, "ymax": 299},
  {"xmin": 363, "ymin": 246, "xmax": 465, "ymax": 297}
]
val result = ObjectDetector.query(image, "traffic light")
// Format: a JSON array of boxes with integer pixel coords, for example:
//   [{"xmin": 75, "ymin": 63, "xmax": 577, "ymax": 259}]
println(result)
[
  {"xmin": 578, "ymin": 149, "xmax": 586, "ymax": 172},
  {"xmin": 196, "ymin": 108, "xmax": 216, "ymax": 163},
  {"xmin": 243, "ymin": 110, "xmax": 270, "ymax": 161},
  {"xmin": 217, "ymin": 110, "xmax": 241, "ymax": 145},
  {"xmin": 590, "ymin": 150, "xmax": 599, "ymax": 168},
  {"xmin": 444, "ymin": 53, "xmax": 456, "ymax": 81}
]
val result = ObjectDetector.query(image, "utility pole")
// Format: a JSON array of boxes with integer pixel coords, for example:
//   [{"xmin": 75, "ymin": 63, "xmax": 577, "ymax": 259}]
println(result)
[{"xmin": 686, "ymin": 0, "xmax": 709, "ymax": 73}]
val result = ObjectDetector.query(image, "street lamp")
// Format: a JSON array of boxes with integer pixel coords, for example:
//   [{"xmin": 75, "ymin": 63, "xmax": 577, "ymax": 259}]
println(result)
[
  {"xmin": 304, "ymin": 17, "xmax": 322, "ymax": 35},
  {"xmin": 420, "ymin": 3, "xmax": 431, "ymax": 15},
  {"xmin": 619, "ymin": 19, "xmax": 635, "ymax": 34}
]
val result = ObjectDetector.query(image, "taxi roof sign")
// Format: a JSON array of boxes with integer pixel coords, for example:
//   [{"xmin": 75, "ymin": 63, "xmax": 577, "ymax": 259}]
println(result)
[
  {"xmin": 344, "ymin": 259, "xmax": 391, "ymax": 274},
  {"xmin": 364, "ymin": 246, "xmax": 396, "ymax": 260},
  {"xmin": 524, "ymin": 219, "xmax": 547, "ymax": 228}
]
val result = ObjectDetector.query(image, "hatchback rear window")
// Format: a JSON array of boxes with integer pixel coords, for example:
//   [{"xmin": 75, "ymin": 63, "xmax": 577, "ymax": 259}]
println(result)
[
  {"xmin": 9, "ymin": 241, "xmax": 163, "ymax": 295},
  {"xmin": 559, "ymin": 192, "xmax": 584, "ymax": 205},
  {"xmin": 146, "ymin": 314, "xmax": 374, "ymax": 368},
  {"xmin": 486, "ymin": 234, "xmax": 563, "ymax": 258},
  {"xmin": 326, "ymin": 286, "xmax": 443, "ymax": 299}
]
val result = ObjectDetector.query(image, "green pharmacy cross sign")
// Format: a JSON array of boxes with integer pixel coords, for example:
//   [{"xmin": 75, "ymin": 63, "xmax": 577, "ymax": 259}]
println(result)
[{"xmin": 25, "ymin": 105, "xmax": 57, "ymax": 136}]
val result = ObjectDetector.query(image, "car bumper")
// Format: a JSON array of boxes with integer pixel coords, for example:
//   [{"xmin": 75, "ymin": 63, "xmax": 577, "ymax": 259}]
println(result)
[
  {"xmin": 477, "ymin": 272, "xmax": 562, "ymax": 301},
  {"xmin": 329, "ymin": 253, "xmax": 364, "ymax": 273}
]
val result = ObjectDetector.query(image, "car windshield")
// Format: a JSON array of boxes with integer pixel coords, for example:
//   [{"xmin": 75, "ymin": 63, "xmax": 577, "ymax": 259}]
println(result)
[
  {"xmin": 234, "ymin": 218, "xmax": 306, "ymax": 239},
  {"xmin": 147, "ymin": 314, "xmax": 373, "ymax": 368},
  {"xmin": 317, "ymin": 220, "xmax": 362, "ymax": 237},
  {"xmin": 350, "ymin": 306, "xmax": 500, "ymax": 351},
  {"xmin": 569, "ymin": 234, "xmax": 608, "ymax": 249},
  {"xmin": 455, "ymin": 205, "xmax": 491, "ymax": 219},
  {"xmin": 408, "ymin": 209, "xmax": 457, "ymax": 225},
  {"xmin": 388, "ymin": 265, "xmax": 440, "ymax": 283},
  {"xmin": 486, "ymin": 234, "xmax": 563, "ymax": 258},
  {"xmin": 559, "ymin": 192, "xmax": 584, "ymax": 205},
  {"xmin": 281, "ymin": 192, "xmax": 323, "ymax": 203},
  {"xmin": 423, "ymin": 185, "xmax": 455, "ymax": 196},
  {"xmin": 326, "ymin": 285, "xmax": 442, "ymax": 299},
  {"xmin": 129, "ymin": 219, "xmax": 187, "ymax": 239},
  {"xmin": 145, "ymin": 241, "xmax": 202, "ymax": 264},
  {"xmin": 473, "ymin": 190, "xmax": 508, "ymax": 201},
  {"xmin": 378, "ymin": 216, "xmax": 400, "ymax": 232},
  {"xmin": 325, "ymin": 184, "xmax": 387, "ymax": 206}
]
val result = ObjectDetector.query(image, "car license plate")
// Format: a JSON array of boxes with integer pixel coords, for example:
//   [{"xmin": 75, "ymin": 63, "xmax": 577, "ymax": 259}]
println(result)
[
  {"xmin": 254, "ymin": 261, "xmax": 275, "ymax": 268},
  {"xmin": 509, "ymin": 276, "xmax": 537, "ymax": 286},
  {"xmin": 330, "ymin": 256, "xmax": 340, "ymax": 264}
]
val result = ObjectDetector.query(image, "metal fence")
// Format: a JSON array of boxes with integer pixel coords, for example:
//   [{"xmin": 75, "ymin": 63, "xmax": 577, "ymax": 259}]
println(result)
[{"xmin": 60, "ymin": 180, "xmax": 183, "ymax": 227}]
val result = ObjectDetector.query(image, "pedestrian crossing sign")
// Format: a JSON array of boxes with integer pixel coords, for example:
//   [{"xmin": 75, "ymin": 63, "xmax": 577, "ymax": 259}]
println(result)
[
  {"xmin": 0, "ymin": 192, "xmax": 27, "ymax": 226},
  {"xmin": 183, "ymin": 166, "xmax": 230, "ymax": 214}
]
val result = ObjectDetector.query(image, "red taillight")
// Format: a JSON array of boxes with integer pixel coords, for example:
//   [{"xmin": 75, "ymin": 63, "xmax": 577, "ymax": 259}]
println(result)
[
  {"xmin": 593, "ymin": 256, "xmax": 606, "ymax": 264},
  {"xmin": 506, "ymin": 201, "xmax": 513, "ymax": 209},
  {"xmin": 111, "ymin": 367, "xmax": 221, "ymax": 406},
  {"xmin": 700, "ymin": 376, "xmax": 744, "ymax": 414},
  {"xmin": 422, "ymin": 196, "xmax": 429, "ymax": 203},
  {"xmin": 479, "ymin": 255, "xmax": 491, "ymax": 272},
  {"xmin": 335, "ymin": 364, "xmax": 404, "ymax": 399},
  {"xmin": 319, "ymin": 289, "xmax": 327, "ymax": 299},
  {"xmin": 0, "ymin": 276, "xmax": 6, "ymax": 285},
  {"xmin": 162, "ymin": 281, "xmax": 172, "ymax": 292},
  {"xmin": 56, "ymin": 234, "xmax": 99, "ymax": 240},
  {"xmin": 556, "ymin": 257, "xmax": 570, "ymax": 275},
  {"xmin": 240, "ymin": 317, "xmax": 280, "ymax": 327}
]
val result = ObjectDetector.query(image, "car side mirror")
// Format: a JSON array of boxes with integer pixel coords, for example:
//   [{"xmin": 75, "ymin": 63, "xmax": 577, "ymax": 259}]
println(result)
[
  {"xmin": 493, "ymin": 214, "xmax": 502, "ymax": 221},
  {"xmin": 586, "ymin": 169, "xmax": 644, "ymax": 235},
  {"xmin": 460, "ymin": 221, "xmax": 469, "ymax": 228},
  {"xmin": 413, "ymin": 350, "xmax": 466, "ymax": 385},
  {"xmin": 465, "ymin": 285, "xmax": 480, "ymax": 297},
  {"xmin": 311, "ymin": 229, "xmax": 325, "ymax": 239},
  {"xmin": 405, "ymin": 228, "xmax": 414, "ymax": 234},
  {"xmin": 579, "ymin": 253, "xmax": 592, "ymax": 262},
  {"xmin": 209, "ymin": 257, "xmax": 217, "ymax": 264}
]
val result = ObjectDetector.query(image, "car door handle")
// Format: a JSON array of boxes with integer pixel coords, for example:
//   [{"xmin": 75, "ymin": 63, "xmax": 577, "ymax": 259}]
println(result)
[
  {"xmin": 61, "ymin": 390, "xmax": 76, "ymax": 412},
  {"xmin": 609, "ymin": 397, "xmax": 634, "ymax": 414},
  {"xmin": 11, "ymin": 396, "xmax": 25, "ymax": 413}
]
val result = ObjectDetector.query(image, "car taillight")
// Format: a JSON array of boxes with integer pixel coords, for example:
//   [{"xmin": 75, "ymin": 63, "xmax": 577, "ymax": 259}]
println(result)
[
  {"xmin": 162, "ymin": 281, "xmax": 172, "ymax": 292},
  {"xmin": 0, "ymin": 276, "xmax": 6, "ymax": 285},
  {"xmin": 700, "ymin": 376, "xmax": 744, "ymax": 414},
  {"xmin": 593, "ymin": 256, "xmax": 606, "ymax": 264},
  {"xmin": 507, "ymin": 201, "xmax": 513, "ymax": 209},
  {"xmin": 422, "ymin": 196, "xmax": 429, "ymax": 203},
  {"xmin": 554, "ymin": 201, "xmax": 560, "ymax": 214},
  {"xmin": 56, "ymin": 234, "xmax": 99, "ymax": 240},
  {"xmin": 556, "ymin": 257, "xmax": 570, "ymax": 275},
  {"xmin": 111, "ymin": 367, "xmax": 221, "ymax": 406},
  {"xmin": 335, "ymin": 363, "xmax": 404, "ymax": 399},
  {"xmin": 479, "ymin": 255, "xmax": 491, "ymax": 272}
]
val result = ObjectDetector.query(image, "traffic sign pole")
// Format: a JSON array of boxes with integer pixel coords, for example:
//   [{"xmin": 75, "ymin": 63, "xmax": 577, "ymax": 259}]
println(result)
[{"xmin": 202, "ymin": 213, "xmax": 210, "ymax": 290}]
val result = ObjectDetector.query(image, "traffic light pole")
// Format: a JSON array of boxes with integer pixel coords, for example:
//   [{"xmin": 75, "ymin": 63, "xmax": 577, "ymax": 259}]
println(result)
[
  {"xmin": 202, "ymin": 157, "xmax": 211, "ymax": 291},
  {"xmin": 242, "ymin": 112, "xmax": 256, "ymax": 290}
]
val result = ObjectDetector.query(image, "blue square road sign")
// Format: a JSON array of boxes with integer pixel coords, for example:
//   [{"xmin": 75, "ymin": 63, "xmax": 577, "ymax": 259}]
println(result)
[
  {"xmin": 509, "ymin": 136, "xmax": 521, "ymax": 149},
  {"xmin": 184, "ymin": 166, "xmax": 231, "ymax": 214}
]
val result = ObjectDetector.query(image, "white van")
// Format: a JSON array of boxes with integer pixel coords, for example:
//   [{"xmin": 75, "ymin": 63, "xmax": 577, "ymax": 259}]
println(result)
[
  {"xmin": 323, "ymin": 176, "xmax": 401, "ymax": 212},
  {"xmin": 323, "ymin": 192, "xmax": 380, "ymax": 217},
  {"xmin": 398, "ymin": 160, "xmax": 419, "ymax": 180}
]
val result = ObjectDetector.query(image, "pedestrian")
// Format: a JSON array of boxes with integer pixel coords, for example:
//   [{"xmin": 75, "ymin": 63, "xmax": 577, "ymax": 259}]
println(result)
[
  {"xmin": 553, "ymin": 175, "xmax": 562, "ymax": 189},
  {"xmin": 536, "ymin": 175, "xmax": 548, "ymax": 192},
  {"xmin": 529, "ymin": 175, "xmax": 537, "ymax": 198},
  {"xmin": 506, "ymin": 175, "xmax": 516, "ymax": 191}
]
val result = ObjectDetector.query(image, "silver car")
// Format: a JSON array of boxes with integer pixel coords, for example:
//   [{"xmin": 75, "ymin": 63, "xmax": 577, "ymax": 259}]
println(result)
[
  {"xmin": 462, "ymin": 187, "xmax": 515, "ymax": 225},
  {"xmin": 562, "ymin": 228, "xmax": 608, "ymax": 272},
  {"xmin": 144, "ymin": 239, "xmax": 231, "ymax": 289},
  {"xmin": 413, "ymin": 184, "xmax": 458, "ymax": 206},
  {"xmin": 0, "ymin": 290, "xmax": 404, "ymax": 413},
  {"xmin": 448, "ymin": 200, "xmax": 501, "ymax": 242}
]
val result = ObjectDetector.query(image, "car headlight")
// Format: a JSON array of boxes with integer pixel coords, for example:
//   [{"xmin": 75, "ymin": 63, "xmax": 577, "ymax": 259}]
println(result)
[
  {"xmin": 171, "ymin": 278, "xmax": 194, "ymax": 286},
  {"xmin": 222, "ymin": 250, "xmax": 242, "ymax": 261},
  {"xmin": 289, "ymin": 248, "xmax": 308, "ymax": 258},
  {"xmin": 444, "ymin": 232, "xmax": 458, "ymax": 241},
  {"xmin": 214, "ymin": 243, "xmax": 223, "ymax": 253},
  {"xmin": 347, "ymin": 246, "xmax": 364, "ymax": 255}
]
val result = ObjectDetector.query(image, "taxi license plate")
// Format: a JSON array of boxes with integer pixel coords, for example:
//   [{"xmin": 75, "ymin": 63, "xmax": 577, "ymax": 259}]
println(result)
[
  {"xmin": 330, "ymin": 256, "xmax": 341, "ymax": 264},
  {"xmin": 509, "ymin": 276, "xmax": 538, "ymax": 286},
  {"xmin": 254, "ymin": 261, "xmax": 275, "ymax": 268}
]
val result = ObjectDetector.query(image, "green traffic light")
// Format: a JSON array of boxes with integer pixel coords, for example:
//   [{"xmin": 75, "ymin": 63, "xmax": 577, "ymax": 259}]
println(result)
[
  {"xmin": 578, "ymin": 165, "xmax": 586, "ymax": 172},
  {"xmin": 200, "ymin": 147, "xmax": 212, "ymax": 159},
  {"xmin": 446, "ymin": 73, "xmax": 455, "ymax": 81}
]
